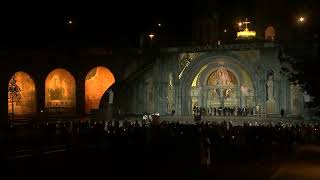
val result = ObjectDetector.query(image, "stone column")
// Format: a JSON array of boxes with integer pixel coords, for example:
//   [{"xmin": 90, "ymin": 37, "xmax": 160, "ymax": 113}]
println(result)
[
  {"xmin": 106, "ymin": 104, "xmax": 113, "ymax": 121},
  {"xmin": 199, "ymin": 87, "xmax": 203, "ymax": 108},
  {"xmin": 0, "ymin": 69, "xmax": 9, "ymax": 161},
  {"xmin": 35, "ymin": 74, "xmax": 46, "ymax": 121},
  {"xmin": 203, "ymin": 88, "xmax": 208, "ymax": 108},
  {"xmin": 175, "ymin": 83, "xmax": 182, "ymax": 115},
  {"xmin": 76, "ymin": 75, "xmax": 85, "ymax": 115},
  {"xmin": 238, "ymin": 86, "xmax": 243, "ymax": 107}
]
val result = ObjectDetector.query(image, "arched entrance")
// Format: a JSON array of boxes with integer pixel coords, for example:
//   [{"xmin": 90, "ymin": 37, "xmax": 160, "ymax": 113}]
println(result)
[
  {"xmin": 8, "ymin": 71, "xmax": 36, "ymax": 117},
  {"xmin": 85, "ymin": 66, "xmax": 115, "ymax": 114},
  {"xmin": 180, "ymin": 54, "xmax": 257, "ymax": 115},
  {"xmin": 45, "ymin": 68, "xmax": 76, "ymax": 113}
]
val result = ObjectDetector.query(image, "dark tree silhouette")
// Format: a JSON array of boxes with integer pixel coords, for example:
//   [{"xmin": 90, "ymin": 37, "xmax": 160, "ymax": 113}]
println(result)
[{"xmin": 8, "ymin": 76, "xmax": 21, "ymax": 121}]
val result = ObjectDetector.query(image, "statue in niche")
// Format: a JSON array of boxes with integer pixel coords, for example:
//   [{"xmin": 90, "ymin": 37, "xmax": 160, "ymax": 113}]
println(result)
[
  {"xmin": 266, "ymin": 70, "xmax": 275, "ymax": 101},
  {"xmin": 224, "ymin": 88, "xmax": 232, "ymax": 99},
  {"xmin": 216, "ymin": 87, "xmax": 223, "ymax": 99},
  {"xmin": 108, "ymin": 89, "xmax": 114, "ymax": 104}
]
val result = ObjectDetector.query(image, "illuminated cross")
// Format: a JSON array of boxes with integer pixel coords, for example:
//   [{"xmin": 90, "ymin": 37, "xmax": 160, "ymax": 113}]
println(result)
[{"xmin": 243, "ymin": 18, "xmax": 250, "ymax": 30}]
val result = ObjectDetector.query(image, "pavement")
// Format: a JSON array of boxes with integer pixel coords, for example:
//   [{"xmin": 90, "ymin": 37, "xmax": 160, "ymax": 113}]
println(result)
[{"xmin": 271, "ymin": 144, "xmax": 320, "ymax": 180}]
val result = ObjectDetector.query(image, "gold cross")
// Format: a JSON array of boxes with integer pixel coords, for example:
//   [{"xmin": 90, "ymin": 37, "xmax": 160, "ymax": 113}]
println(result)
[{"xmin": 243, "ymin": 18, "xmax": 250, "ymax": 30}]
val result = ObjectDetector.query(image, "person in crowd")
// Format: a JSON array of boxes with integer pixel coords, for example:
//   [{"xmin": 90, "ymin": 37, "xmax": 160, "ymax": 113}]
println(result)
[{"xmin": 281, "ymin": 108, "xmax": 285, "ymax": 118}]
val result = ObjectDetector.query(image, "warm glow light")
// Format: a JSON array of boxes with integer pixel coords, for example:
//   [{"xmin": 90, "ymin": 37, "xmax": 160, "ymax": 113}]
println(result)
[
  {"xmin": 8, "ymin": 72, "xmax": 37, "ymax": 116},
  {"xmin": 85, "ymin": 66, "xmax": 115, "ymax": 114},
  {"xmin": 68, "ymin": 20, "xmax": 72, "ymax": 24},
  {"xmin": 236, "ymin": 18, "xmax": 256, "ymax": 39},
  {"xmin": 237, "ymin": 30, "xmax": 256, "ymax": 38},
  {"xmin": 224, "ymin": 29, "xmax": 227, "ymax": 33},
  {"xmin": 158, "ymin": 23, "xmax": 161, "ymax": 27},
  {"xmin": 298, "ymin": 16, "xmax": 305, "ymax": 23},
  {"xmin": 45, "ymin": 68, "xmax": 76, "ymax": 113},
  {"xmin": 238, "ymin": 22, "xmax": 242, "ymax": 27},
  {"xmin": 149, "ymin": 34, "xmax": 154, "ymax": 40}
]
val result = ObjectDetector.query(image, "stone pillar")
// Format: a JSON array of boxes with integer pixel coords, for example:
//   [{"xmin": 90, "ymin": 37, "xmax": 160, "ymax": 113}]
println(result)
[
  {"xmin": 203, "ymin": 88, "xmax": 208, "ymax": 108},
  {"xmin": 0, "ymin": 69, "xmax": 9, "ymax": 161},
  {"xmin": 239, "ymin": 87, "xmax": 243, "ymax": 107},
  {"xmin": 199, "ymin": 87, "xmax": 203, "ymax": 108},
  {"xmin": 76, "ymin": 75, "xmax": 85, "ymax": 115},
  {"xmin": 35, "ymin": 74, "xmax": 46, "ymax": 121},
  {"xmin": 106, "ymin": 104, "xmax": 113, "ymax": 121}
]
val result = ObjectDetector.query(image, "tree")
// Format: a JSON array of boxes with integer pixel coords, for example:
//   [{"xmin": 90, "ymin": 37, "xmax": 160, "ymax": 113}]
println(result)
[
  {"xmin": 280, "ymin": 43, "xmax": 320, "ymax": 115},
  {"xmin": 8, "ymin": 76, "xmax": 21, "ymax": 121}
]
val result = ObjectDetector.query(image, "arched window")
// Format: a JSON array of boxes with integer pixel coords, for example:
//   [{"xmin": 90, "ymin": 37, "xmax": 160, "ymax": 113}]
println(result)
[
  {"xmin": 265, "ymin": 26, "xmax": 276, "ymax": 41},
  {"xmin": 45, "ymin": 68, "xmax": 76, "ymax": 113},
  {"xmin": 85, "ymin": 66, "xmax": 115, "ymax": 113},
  {"xmin": 8, "ymin": 71, "xmax": 36, "ymax": 116}
]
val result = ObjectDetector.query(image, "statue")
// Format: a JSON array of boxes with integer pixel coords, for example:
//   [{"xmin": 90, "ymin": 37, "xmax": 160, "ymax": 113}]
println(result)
[
  {"xmin": 224, "ymin": 89, "xmax": 232, "ymax": 99},
  {"xmin": 108, "ymin": 89, "xmax": 114, "ymax": 104},
  {"xmin": 266, "ymin": 72, "xmax": 274, "ymax": 101}
]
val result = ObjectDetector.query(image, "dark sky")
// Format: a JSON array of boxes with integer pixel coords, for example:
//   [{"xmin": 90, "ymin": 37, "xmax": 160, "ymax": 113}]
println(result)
[{"xmin": 0, "ymin": 0, "xmax": 318, "ymax": 47}]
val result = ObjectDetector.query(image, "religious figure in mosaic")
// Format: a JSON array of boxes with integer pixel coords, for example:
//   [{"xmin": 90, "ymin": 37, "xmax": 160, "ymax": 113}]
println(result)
[{"xmin": 207, "ymin": 67, "xmax": 237, "ymax": 87}]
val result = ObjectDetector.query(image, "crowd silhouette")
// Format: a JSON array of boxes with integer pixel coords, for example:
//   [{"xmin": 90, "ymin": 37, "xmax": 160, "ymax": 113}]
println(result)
[{"xmin": 6, "ymin": 118, "xmax": 320, "ymax": 178}]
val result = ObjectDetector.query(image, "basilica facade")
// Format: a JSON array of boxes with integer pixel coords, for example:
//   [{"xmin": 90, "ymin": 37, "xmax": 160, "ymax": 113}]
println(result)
[
  {"xmin": 1, "ymin": 42, "xmax": 306, "ymax": 122},
  {"xmin": 121, "ymin": 42, "xmax": 305, "ymax": 117}
]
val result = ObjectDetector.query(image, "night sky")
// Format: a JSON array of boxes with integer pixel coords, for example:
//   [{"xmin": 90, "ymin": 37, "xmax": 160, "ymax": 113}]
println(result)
[{"xmin": 0, "ymin": 0, "xmax": 318, "ymax": 47}]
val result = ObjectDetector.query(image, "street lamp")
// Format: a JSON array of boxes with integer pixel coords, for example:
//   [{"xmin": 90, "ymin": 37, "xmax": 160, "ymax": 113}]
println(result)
[
  {"xmin": 298, "ymin": 16, "xmax": 305, "ymax": 23},
  {"xmin": 149, "ymin": 34, "xmax": 155, "ymax": 40},
  {"xmin": 238, "ymin": 22, "xmax": 243, "ymax": 30}
]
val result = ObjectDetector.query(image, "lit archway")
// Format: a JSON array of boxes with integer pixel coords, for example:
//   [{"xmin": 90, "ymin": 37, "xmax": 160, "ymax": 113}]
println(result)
[
  {"xmin": 85, "ymin": 66, "xmax": 115, "ymax": 113},
  {"xmin": 45, "ymin": 68, "xmax": 76, "ymax": 113},
  {"xmin": 8, "ymin": 71, "xmax": 36, "ymax": 116}
]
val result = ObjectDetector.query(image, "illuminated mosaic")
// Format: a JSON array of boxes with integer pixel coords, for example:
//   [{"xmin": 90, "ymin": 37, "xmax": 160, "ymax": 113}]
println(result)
[
  {"xmin": 85, "ymin": 66, "xmax": 115, "ymax": 113},
  {"xmin": 45, "ymin": 68, "xmax": 76, "ymax": 113},
  {"xmin": 8, "ymin": 72, "xmax": 36, "ymax": 115}
]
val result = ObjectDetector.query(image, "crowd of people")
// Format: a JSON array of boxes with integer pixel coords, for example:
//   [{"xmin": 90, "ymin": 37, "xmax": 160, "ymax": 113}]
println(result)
[
  {"xmin": 7, "ymin": 118, "xmax": 320, "ymax": 167},
  {"xmin": 5, "ymin": 118, "xmax": 320, "ymax": 178}
]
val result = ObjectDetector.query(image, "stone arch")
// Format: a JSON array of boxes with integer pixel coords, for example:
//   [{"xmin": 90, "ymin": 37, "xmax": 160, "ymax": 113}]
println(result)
[
  {"xmin": 179, "ymin": 52, "xmax": 258, "ymax": 115},
  {"xmin": 8, "ymin": 71, "xmax": 37, "ymax": 116},
  {"xmin": 180, "ymin": 52, "xmax": 259, "ymax": 90},
  {"xmin": 45, "ymin": 68, "xmax": 76, "ymax": 113},
  {"xmin": 265, "ymin": 26, "xmax": 275, "ymax": 41},
  {"xmin": 85, "ymin": 66, "xmax": 115, "ymax": 113}
]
